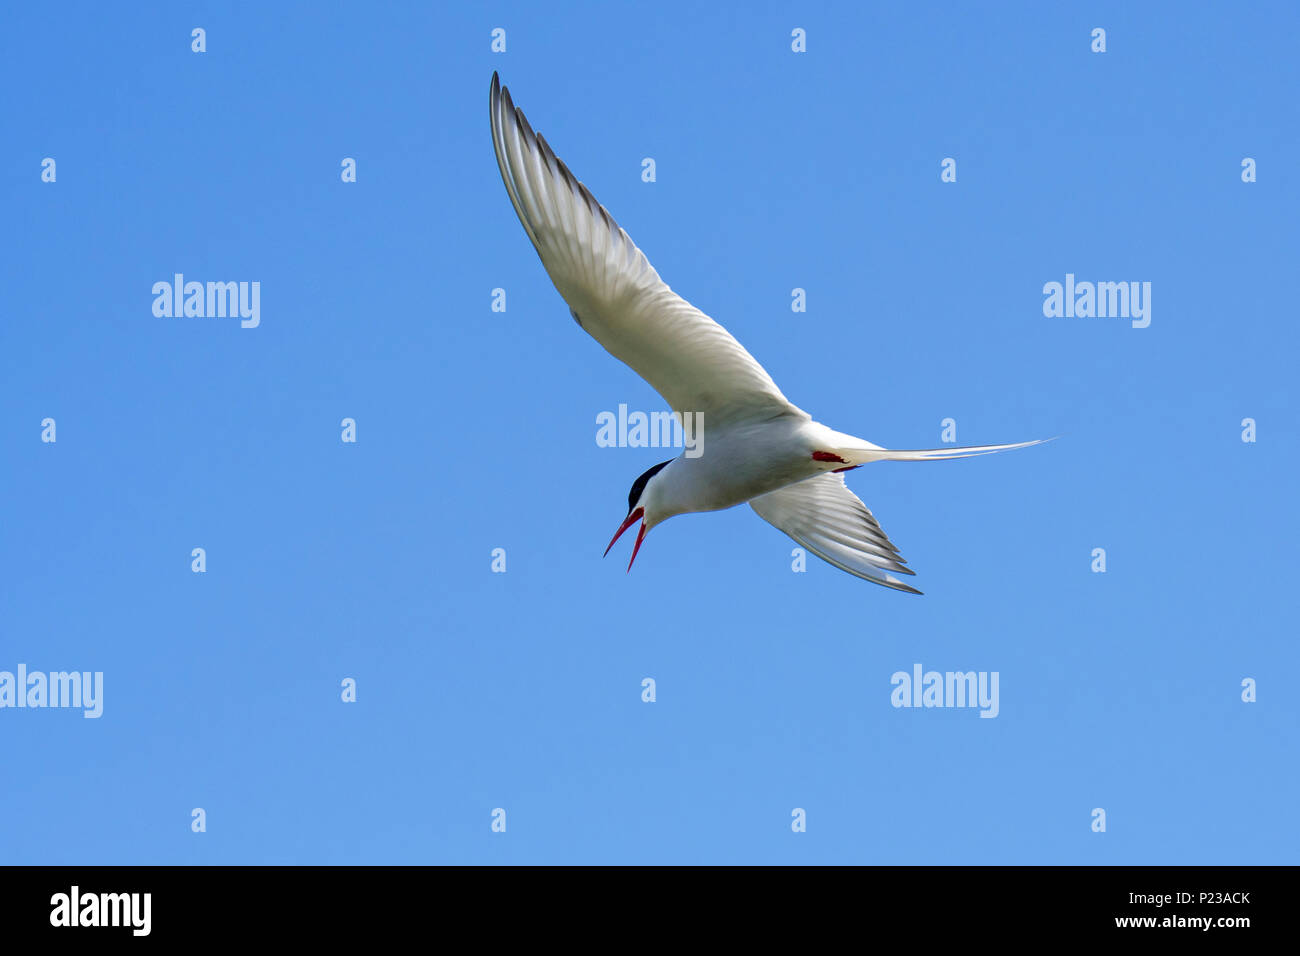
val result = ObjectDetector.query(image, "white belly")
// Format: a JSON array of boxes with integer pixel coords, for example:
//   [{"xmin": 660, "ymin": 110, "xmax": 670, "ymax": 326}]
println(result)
[{"xmin": 656, "ymin": 417, "xmax": 855, "ymax": 516}]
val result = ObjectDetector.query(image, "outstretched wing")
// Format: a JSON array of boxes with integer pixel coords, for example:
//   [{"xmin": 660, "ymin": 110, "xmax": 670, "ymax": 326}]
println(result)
[
  {"xmin": 749, "ymin": 473, "xmax": 921, "ymax": 593},
  {"xmin": 490, "ymin": 73, "xmax": 806, "ymax": 427}
]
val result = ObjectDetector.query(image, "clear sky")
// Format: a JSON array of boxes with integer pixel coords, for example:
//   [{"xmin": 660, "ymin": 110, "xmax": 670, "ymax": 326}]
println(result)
[{"xmin": 2, "ymin": 1, "xmax": 1296, "ymax": 864}]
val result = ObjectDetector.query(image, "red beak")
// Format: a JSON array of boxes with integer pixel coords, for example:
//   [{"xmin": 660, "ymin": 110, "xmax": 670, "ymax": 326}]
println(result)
[{"xmin": 604, "ymin": 507, "xmax": 647, "ymax": 572}]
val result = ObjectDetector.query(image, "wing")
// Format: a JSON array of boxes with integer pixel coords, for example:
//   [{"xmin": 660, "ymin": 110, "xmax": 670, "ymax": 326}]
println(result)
[
  {"xmin": 749, "ymin": 473, "xmax": 921, "ymax": 594},
  {"xmin": 490, "ymin": 73, "xmax": 806, "ymax": 427}
]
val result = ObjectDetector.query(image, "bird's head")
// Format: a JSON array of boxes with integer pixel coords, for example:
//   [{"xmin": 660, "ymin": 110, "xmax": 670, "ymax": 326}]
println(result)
[{"xmin": 604, "ymin": 459, "xmax": 673, "ymax": 572}]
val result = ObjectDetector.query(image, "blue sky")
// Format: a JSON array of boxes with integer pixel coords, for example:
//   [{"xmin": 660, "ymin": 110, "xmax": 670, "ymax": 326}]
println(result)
[{"xmin": 2, "ymin": 1, "xmax": 1296, "ymax": 864}]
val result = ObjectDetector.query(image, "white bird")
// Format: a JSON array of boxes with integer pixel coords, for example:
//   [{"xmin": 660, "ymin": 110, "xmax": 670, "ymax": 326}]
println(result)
[{"xmin": 490, "ymin": 74, "xmax": 1046, "ymax": 593}]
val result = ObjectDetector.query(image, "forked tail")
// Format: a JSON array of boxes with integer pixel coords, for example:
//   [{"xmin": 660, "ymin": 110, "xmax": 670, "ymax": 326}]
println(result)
[
  {"xmin": 823, "ymin": 434, "xmax": 1053, "ymax": 465},
  {"xmin": 871, "ymin": 438, "xmax": 1050, "ymax": 462}
]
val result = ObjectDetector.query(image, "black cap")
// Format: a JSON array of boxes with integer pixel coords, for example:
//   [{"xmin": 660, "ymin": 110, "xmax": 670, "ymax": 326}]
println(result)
[{"xmin": 627, "ymin": 460, "xmax": 672, "ymax": 514}]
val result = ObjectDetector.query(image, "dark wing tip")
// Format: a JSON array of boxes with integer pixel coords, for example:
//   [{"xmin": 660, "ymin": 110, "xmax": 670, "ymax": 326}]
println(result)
[
  {"xmin": 489, "ymin": 74, "xmax": 505, "ymax": 136},
  {"xmin": 514, "ymin": 103, "xmax": 537, "ymax": 144}
]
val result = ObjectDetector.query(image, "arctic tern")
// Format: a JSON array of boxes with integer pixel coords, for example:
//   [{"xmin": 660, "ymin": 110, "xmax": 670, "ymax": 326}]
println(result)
[{"xmin": 489, "ymin": 73, "xmax": 1045, "ymax": 592}]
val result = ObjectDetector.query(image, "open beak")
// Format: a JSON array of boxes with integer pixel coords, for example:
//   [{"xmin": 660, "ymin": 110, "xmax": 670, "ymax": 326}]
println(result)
[{"xmin": 604, "ymin": 507, "xmax": 648, "ymax": 572}]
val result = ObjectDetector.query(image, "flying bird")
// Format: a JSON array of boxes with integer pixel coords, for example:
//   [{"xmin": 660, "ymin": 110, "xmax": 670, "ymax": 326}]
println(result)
[{"xmin": 489, "ymin": 73, "xmax": 1045, "ymax": 592}]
